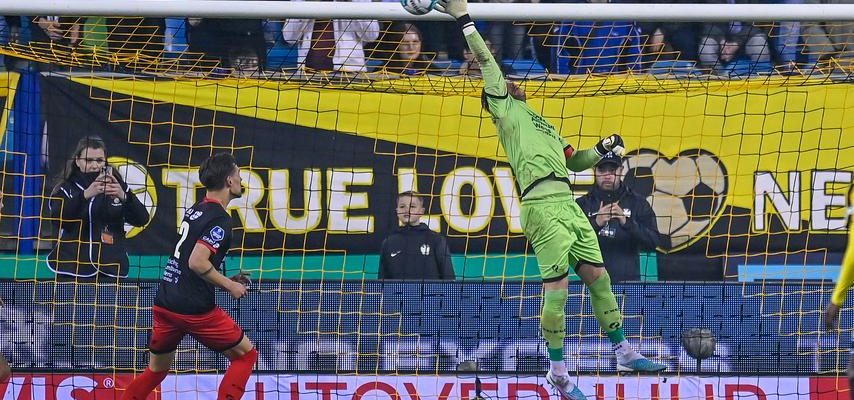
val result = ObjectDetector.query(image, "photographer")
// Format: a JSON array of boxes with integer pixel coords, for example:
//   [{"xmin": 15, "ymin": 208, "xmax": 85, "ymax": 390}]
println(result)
[
  {"xmin": 575, "ymin": 152, "xmax": 667, "ymax": 282},
  {"xmin": 47, "ymin": 136, "xmax": 149, "ymax": 280}
]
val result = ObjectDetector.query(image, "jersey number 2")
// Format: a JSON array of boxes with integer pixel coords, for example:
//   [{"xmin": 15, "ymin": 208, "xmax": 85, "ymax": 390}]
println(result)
[{"xmin": 173, "ymin": 221, "xmax": 190, "ymax": 258}]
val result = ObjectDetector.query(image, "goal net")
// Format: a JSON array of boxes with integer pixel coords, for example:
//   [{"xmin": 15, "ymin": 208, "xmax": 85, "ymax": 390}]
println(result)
[{"xmin": 0, "ymin": 4, "xmax": 850, "ymax": 399}]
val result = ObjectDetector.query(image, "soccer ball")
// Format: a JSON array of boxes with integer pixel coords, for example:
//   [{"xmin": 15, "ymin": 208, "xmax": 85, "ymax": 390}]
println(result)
[
  {"xmin": 108, "ymin": 156, "xmax": 158, "ymax": 238},
  {"xmin": 401, "ymin": 0, "xmax": 436, "ymax": 15},
  {"xmin": 622, "ymin": 150, "xmax": 727, "ymax": 251},
  {"xmin": 681, "ymin": 328, "xmax": 716, "ymax": 360}
]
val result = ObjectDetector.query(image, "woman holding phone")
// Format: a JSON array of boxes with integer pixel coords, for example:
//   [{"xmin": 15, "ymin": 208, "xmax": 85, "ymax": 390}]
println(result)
[{"xmin": 47, "ymin": 136, "xmax": 150, "ymax": 280}]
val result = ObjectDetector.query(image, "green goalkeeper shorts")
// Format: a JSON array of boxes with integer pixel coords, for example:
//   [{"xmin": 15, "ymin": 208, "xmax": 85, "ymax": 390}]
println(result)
[{"xmin": 520, "ymin": 196, "xmax": 604, "ymax": 281}]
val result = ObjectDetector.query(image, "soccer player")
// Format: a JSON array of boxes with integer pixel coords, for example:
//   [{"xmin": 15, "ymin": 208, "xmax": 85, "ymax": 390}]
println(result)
[
  {"xmin": 0, "ymin": 356, "xmax": 8, "ymax": 382},
  {"xmin": 122, "ymin": 153, "xmax": 257, "ymax": 400},
  {"xmin": 824, "ymin": 186, "xmax": 854, "ymax": 398},
  {"xmin": 434, "ymin": 1, "xmax": 666, "ymax": 398}
]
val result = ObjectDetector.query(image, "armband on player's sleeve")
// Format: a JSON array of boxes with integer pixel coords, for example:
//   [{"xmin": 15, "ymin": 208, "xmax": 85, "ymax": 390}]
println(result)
[{"xmin": 564, "ymin": 145, "xmax": 575, "ymax": 159}]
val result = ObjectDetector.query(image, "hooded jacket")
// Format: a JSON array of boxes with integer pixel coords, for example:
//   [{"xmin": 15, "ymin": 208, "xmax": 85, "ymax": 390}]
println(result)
[
  {"xmin": 47, "ymin": 169, "xmax": 150, "ymax": 278},
  {"xmin": 378, "ymin": 222, "xmax": 455, "ymax": 280}
]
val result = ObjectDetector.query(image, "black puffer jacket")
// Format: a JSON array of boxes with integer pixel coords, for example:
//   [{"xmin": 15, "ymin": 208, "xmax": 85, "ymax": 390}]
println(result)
[
  {"xmin": 378, "ymin": 223, "xmax": 455, "ymax": 280},
  {"xmin": 47, "ymin": 170, "xmax": 149, "ymax": 278}
]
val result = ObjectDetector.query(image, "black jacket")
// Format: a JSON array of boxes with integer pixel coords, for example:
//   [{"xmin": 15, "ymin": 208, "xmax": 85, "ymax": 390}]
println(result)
[
  {"xmin": 47, "ymin": 170, "xmax": 150, "ymax": 278},
  {"xmin": 575, "ymin": 184, "xmax": 667, "ymax": 282},
  {"xmin": 378, "ymin": 223, "xmax": 455, "ymax": 280}
]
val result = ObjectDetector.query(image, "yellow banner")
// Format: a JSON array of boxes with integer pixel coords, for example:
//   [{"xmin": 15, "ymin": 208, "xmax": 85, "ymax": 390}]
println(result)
[
  {"xmin": 0, "ymin": 71, "xmax": 19, "ymax": 145},
  {"xmin": 73, "ymin": 76, "xmax": 853, "ymax": 251}
]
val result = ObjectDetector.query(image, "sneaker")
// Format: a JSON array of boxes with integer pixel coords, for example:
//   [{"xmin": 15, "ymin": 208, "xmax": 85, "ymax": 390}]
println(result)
[
  {"xmin": 545, "ymin": 371, "xmax": 588, "ymax": 400},
  {"xmin": 617, "ymin": 356, "xmax": 667, "ymax": 372}
]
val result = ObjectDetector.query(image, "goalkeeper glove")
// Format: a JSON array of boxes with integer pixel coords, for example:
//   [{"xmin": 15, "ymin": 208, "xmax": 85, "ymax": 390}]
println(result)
[
  {"xmin": 595, "ymin": 134, "xmax": 625, "ymax": 157},
  {"xmin": 435, "ymin": 0, "xmax": 469, "ymax": 19}
]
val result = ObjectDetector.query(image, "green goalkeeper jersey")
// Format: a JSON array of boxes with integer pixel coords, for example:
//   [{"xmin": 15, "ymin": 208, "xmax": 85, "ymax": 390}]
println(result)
[{"xmin": 463, "ymin": 29, "xmax": 599, "ymax": 198}]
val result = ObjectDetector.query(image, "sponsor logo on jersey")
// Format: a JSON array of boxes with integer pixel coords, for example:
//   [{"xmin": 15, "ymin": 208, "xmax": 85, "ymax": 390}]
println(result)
[
  {"xmin": 420, "ymin": 244, "xmax": 430, "ymax": 256},
  {"xmin": 210, "ymin": 226, "xmax": 225, "ymax": 242}
]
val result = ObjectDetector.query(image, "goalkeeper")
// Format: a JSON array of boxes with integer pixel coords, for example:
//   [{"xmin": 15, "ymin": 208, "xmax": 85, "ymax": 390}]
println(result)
[
  {"xmin": 824, "ymin": 186, "xmax": 854, "ymax": 398},
  {"xmin": 434, "ymin": 1, "xmax": 666, "ymax": 398}
]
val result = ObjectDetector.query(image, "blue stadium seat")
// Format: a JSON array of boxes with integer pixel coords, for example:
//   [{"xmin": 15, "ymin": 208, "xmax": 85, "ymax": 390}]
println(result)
[
  {"xmin": 716, "ymin": 59, "xmax": 774, "ymax": 78},
  {"xmin": 649, "ymin": 60, "xmax": 700, "ymax": 77},
  {"xmin": 164, "ymin": 18, "xmax": 188, "ymax": 54},
  {"xmin": 508, "ymin": 59, "xmax": 547, "ymax": 75},
  {"xmin": 431, "ymin": 60, "xmax": 452, "ymax": 71},
  {"xmin": 365, "ymin": 58, "xmax": 384, "ymax": 72},
  {"xmin": 265, "ymin": 44, "xmax": 299, "ymax": 71},
  {"xmin": 447, "ymin": 60, "xmax": 464, "ymax": 75}
]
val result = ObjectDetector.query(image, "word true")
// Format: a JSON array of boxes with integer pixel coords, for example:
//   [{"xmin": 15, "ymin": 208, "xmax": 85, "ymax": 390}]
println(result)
[{"xmin": 163, "ymin": 167, "xmax": 525, "ymax": 234}]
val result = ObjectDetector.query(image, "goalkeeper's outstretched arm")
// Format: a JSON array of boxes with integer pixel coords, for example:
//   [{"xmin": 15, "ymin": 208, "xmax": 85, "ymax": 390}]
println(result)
[
  {"xmin": 436, "ymin": 0, "xmax": 506, "ymax": 98},
  {"xmin": 565, "ymin": 148, "xmax": 601, "ymax": 172},
  {"xmin": 825, "ymin": 188, "xmax": 854, "ymax": 329},
  {"xmin": 831, "ymin": 195, "xmax": 854, "ymax": 306},
  {"xmin": 832, "ymin": 234, "xmax": 854, "ymax": 306},
  {"xmin": 566, "ymin": 135, "xmax": 628, "ymax": 172}
]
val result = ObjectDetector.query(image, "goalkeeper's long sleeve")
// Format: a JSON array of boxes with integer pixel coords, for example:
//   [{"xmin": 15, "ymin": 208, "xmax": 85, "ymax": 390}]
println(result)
[
  {"xmin": 566, "ymin": 148, "xmax": 602, "ymax": 172},
  {"xmin": 458, "ymin": 16, "xmax": 506, "ymax": 98}
]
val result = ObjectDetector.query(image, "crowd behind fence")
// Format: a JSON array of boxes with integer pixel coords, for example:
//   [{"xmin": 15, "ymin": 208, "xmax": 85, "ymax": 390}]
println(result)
[{"xmin": 1, "ymin": 1, "xmax": 853, "ymax": 78}]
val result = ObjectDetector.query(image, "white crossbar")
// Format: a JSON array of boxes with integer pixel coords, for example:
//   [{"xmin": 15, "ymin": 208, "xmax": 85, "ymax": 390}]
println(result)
[{"xmin": 1, "ymin": 1, "xmax": 854, "ymax": 22}]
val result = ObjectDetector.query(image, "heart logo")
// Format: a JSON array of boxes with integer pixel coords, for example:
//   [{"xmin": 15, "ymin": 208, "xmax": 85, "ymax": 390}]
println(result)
[
  {"xmin": 622, "ymin": 149, "xmax": 728, "ymax": 252},
  {"xmin": 108, "ymin": 157, "xmax": 158, "ymax": 238}
]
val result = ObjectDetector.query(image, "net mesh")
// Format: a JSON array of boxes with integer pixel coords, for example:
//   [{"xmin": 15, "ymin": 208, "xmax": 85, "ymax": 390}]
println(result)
[{"xmin": 0, "ymin": 12, "xmax": 848, "ymax": 400}]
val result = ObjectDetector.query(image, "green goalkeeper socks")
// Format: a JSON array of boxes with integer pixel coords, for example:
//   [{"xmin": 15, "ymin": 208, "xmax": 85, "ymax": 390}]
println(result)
[
  {"xmin": 541, "ymin": 288, "xmax": 568, "ymax": 356},
  {"xmin": 588, "ymin": 272, "xmax": 626, "ymax": 344},
  {"xmin": 541, "ymin": 273, "xmax": 625, "ymax": 363}
]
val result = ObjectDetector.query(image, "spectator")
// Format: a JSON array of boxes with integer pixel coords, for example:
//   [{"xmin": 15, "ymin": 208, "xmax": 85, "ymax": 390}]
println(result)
[
  {"xmin": 228, "ymin": 47, "xmax": 262, "ymax": 78},
  {"xmin": 377, "ymin": 23, "xmax": 438, "ymax": 75},
  {"xmin": 282, "ymin": 0, "xmax": 379, "ymax": 72},
  {"xmin": 698, "ymin": 0, "xmax": 772, "ymax": 70},
  {"xmin": 575, "ymin": 152, "xmax": 666, "ymax": 282},
  {"xmin": 637, "ymin": 0, "xmax": 701, "ymax": 63},
  {"xmin": 801, "ymin": 0, "xmax": 854, "ymax": 64},
  {"xmin": 0, "ymin": 17, "xmax": 21, "ymax": 71},
  {"xmin": 529, "ymin": 20, "xmax": 556, "ymax": 73},
  {"xmin": 106, "ymin": 18, "xmax": 165, "ymax": 58},
  {"xmin": 25, "ymin": 15, "xmax": 81, "ymax": 72},
  {"xmin": 553, "ymin": 0, "xmax": 643, "ymax": 75},
  {"xmin": 47, "ymin": 136, "xmax": 150, "ymax": 281},
  {"xmin": 486, "ymin": 15, "xmax": 528, "ymax": 63},
  {"xmin": 378, "ymin": 191, "xmax": 455, "ymax": 280},
  {"xmin": 186, "ymin": 18, "xmax": 266, "ymax": 70},
  {"xmin": 460, "ymin": 38, "xmax": 516, "ymax": 75},
  {"xmin": 376, "ymin": 0, "xmax": 466, "ymax": 61},
  {"xmin": 30, "ymin": 16, "xmax": 81, "ymax": 47},
  {"xmin": 767, "ymin": 0, "xmax": 802, "ymax": 70}
]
